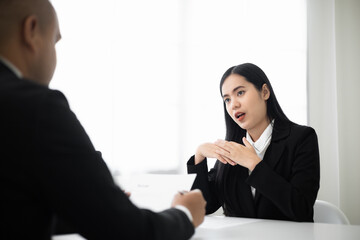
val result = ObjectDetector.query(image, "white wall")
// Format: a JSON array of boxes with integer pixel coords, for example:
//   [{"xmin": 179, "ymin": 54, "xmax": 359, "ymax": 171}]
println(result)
[
  {"xmin": 51, "ymin": 0, "xmax": 307, "ymax": 175},
  {"xmin": 335, "ymin": 0, "xmax": 360, "ymax": 226},
  {"xmin": 307, "ymin": 0, "xmax": 360, "ymax": 224}
]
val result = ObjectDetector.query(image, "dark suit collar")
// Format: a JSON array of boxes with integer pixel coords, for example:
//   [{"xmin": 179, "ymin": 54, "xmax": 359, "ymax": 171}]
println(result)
[
  {"xmin": 272, "ymin": 118, "xmax": 291, "ymax": 142},
  {"xmin": 263, "ymin": 119, "xmax": 291, "ymax": 172},
  {"xmin": 253, "ymin": 121, "xmax": 291, "ymax": 203},
  {"xmin": 0, "ymin": 60, "xmax": 12, "ymax": 73},
  {"xmin": 0, "ymin": 60, "xmax": 20, "ymax": 79},
  {"xmin": 0, "ymin": 56, "xmax": 19, "ymax": 72},
  {"xmin": 0, "ymin": 60, "xmax": 48, "ymax": 90}
]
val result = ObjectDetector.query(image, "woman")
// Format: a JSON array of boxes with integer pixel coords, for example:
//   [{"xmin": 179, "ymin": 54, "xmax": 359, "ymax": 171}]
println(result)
[{"xmin": 187, "ymin": 63, "xmax": 320, "ymax": 222}]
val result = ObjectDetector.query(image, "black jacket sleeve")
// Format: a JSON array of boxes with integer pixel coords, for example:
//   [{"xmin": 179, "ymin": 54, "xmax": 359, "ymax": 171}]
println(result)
[
  {"xmin": 34, "ymin": 90, "xmax": 194, "ymax": 240},
  {"xmin": 187, "ymin": 157, "xmax": 221, "ymax": 214}
]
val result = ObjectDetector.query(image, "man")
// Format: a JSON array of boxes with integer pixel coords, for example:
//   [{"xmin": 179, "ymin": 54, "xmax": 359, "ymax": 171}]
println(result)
[{"xmin": 0, "ymin": 0, "xmax": 206, "ymax": 239}]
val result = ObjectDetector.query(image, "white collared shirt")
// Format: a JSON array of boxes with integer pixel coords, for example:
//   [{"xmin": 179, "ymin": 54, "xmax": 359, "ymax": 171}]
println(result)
[
  {"xmin": 0, "ymin": 56, "xmax": 23, "ymax": 78},
  {"xmin": 246, "ymin": 119, "xmax": 274, "ymax": 197}
]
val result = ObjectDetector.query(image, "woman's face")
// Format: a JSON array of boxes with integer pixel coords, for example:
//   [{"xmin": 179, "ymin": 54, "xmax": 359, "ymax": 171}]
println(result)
[{"xmin": 221, "ymin": 74, "xmax": 270, "ymax": 140}]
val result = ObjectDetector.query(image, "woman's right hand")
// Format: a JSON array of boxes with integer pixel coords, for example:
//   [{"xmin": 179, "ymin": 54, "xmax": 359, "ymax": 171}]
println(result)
[{"xmin": 195, "ymin": 142, "xmax": 236, "ymax": 165}]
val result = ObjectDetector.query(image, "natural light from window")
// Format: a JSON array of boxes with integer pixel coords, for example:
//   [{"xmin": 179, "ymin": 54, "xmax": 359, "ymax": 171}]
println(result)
[{"xmin": 51, "ymin": 0, "xmax": 307, "ymax": 175}]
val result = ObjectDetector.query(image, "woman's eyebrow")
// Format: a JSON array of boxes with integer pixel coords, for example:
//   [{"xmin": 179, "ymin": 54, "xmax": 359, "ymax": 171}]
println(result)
[{"xmin": 222, "ymin": 86, "xmax": 245, "ymax": 98}]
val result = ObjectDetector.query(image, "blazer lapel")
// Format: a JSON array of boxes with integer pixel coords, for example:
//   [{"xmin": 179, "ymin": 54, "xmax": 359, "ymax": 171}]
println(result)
[
  {"xmin": 254, "ymin": 120, "xmax": 290, "ymax": 203},
  {"xmin": 266, "ymin": 119, "xmax": 290, "ymax": 169}
]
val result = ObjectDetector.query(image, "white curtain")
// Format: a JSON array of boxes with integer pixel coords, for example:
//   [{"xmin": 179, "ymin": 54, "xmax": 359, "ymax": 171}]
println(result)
[{"xmin": 307, "ymin": 0, "xmax": 360, "ymax": 224}]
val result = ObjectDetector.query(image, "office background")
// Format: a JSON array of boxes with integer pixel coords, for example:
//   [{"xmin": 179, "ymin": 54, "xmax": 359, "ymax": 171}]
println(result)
[
  {"xmin": 50, "ymin": 0, "xmax": 359, "ymax": 224},
  {"xmin": 307, "ymin": 0, "xmax": 360, "ymax": 226}
]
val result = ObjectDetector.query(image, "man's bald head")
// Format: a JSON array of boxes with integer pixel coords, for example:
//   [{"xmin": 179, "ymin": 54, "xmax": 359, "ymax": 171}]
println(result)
[
  {"xmin": 0, "ymin": 0, "xmax": 61, "ymax": 86},
  {"xmin": 0, "ymin": 0, "xmax": 55, "ymax": 45}
]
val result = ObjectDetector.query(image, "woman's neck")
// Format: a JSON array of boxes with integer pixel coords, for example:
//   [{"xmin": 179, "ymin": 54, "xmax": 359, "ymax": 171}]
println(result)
[{"xmin": 247, "ymin": 118, "xmax": 271, "ymax": 142}]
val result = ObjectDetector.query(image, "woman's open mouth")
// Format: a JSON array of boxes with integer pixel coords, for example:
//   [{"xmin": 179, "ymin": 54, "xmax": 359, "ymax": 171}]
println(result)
[{"xmin": 235, "ymin": 112, "xmax": 245, "ymax": 121}]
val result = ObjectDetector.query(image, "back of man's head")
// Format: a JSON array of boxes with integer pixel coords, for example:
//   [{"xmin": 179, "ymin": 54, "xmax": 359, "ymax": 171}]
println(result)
[
  {"xmin": 0, "ymin": 0, "xmax": 60, "ymax": 86},
  {"xmin": 0, "ymin": 0, "xmax": 53, "ymax": 45}
]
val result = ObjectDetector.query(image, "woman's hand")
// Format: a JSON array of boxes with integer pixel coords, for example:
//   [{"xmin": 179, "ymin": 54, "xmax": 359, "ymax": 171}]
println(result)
[
  {"xmin": 214, "ymin": 137, "xmax": 261, "ymax": 171},
  {"xmin": 195, "ymin": 142, "xmax": 236, "ymax": 165}
]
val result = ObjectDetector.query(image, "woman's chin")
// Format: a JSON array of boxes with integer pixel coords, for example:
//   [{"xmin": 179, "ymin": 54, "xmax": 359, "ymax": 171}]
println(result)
[{"xmin": 237, "ymin": 122, "xmax": 247, "ymax": 130}]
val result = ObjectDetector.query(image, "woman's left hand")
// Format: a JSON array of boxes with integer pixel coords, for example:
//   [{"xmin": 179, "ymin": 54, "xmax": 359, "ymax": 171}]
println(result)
[{"xmin": 214, "ymin": 137, "xmax": 261, "ymax": 171}]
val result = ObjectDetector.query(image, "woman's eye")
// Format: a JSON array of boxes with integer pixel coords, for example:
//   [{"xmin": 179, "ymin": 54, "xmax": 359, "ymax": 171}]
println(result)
[
  {"xmin": 224, "ymin": 98, "xmax": 230, "ymax": 103},
  {"xmin": 237, "ymin": 91, "xmax": 245, "ymax": 96}
]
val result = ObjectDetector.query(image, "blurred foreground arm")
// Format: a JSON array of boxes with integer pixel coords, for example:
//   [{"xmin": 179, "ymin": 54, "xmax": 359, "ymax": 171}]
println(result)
[{"xmin": 172, "ymin": 189, "xmax": 206, "ymax": 228}]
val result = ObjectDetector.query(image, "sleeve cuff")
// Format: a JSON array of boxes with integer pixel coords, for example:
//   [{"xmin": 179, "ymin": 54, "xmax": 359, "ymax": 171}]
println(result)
[
  {"xmin": 174, "ymin": 205, "xmax": 193, "ymax": 223},
  {"xmin": 187, "ymin": 155, "xmax": 208, "ymax": 174}
]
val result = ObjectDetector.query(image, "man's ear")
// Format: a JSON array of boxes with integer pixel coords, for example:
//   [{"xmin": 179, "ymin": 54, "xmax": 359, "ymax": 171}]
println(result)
[
  {"xmin": 22, "ymin": 15, "xmax": 40, "ymax": 53},
  {"xmin": 262, "ymin": 84, "xmax": 270, "ymax": 100}
]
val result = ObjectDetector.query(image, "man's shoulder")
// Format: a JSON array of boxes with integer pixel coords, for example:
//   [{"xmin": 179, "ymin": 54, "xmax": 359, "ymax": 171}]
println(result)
[{"xmin": 0, "ymin": 71, "xmax": 67, "ymax": 110}]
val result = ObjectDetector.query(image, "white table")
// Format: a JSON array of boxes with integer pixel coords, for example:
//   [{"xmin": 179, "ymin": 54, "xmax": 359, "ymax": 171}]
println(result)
[
  {"xmin": 53, "ymin": 216, "xmax": 360, "ymax": 240},
  {"xmin": 192, "ymin": 216, "xmax": 360, "ymax": 240}
]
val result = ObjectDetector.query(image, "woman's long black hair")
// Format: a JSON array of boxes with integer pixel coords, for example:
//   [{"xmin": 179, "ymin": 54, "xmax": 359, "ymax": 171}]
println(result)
[{"xmin": 215, "ymin": 63, "xmax": 290, "ymax": 216}]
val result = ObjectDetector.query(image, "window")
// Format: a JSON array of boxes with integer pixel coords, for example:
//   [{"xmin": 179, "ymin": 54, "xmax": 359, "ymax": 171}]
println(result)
[{"xmin": 51, "ymin": 0, "xmax": 307, "ymax": 174}]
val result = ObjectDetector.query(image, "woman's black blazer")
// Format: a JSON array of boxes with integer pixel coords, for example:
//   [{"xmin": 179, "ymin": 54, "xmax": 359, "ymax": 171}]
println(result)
[{"xmin": 188, "ymin": 120, "xmax": 320, "ymax": 222}]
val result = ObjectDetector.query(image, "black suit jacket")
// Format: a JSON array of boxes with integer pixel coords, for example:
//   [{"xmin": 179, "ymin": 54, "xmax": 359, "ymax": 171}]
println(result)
[
  {"xmin": 188, "ymin": 119, "xmax": 320, "ymax": 222},
  {"xmin": 0, "ymin": 62, "xmax": 194, "ymax": 240}
]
